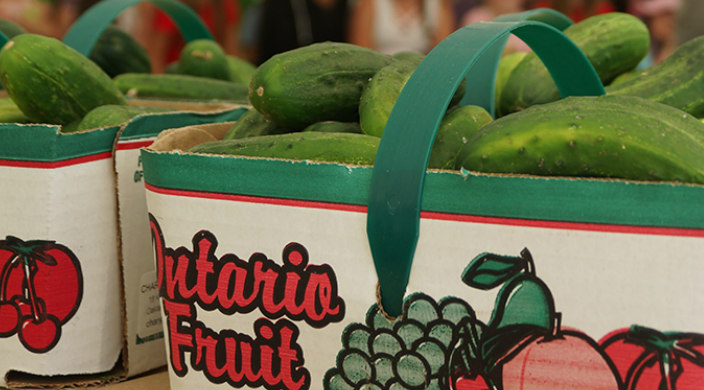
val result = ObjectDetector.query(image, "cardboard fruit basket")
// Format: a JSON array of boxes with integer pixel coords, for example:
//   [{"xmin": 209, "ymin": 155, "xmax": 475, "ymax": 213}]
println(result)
[
  {"xmin": 141, "ymin": 13, "xmax": 704, "ymax": 390},
  {"xmin": 0, "ymin": 0, "xmax": 248, "ymax": 387}
]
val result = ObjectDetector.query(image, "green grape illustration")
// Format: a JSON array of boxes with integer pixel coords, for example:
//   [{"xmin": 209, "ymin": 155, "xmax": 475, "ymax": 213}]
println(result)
[
  {"xmin": 324, "ymin": 293, "xmax": 476, "ymax": 390},
  {"xmin": 395, "ymin": 320, "xmax": 424, "ymax": 349}
]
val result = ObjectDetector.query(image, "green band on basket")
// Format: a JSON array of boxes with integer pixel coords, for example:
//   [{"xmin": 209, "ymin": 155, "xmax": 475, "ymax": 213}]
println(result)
[
  {"xmin": 62, "ymin": 0, "xmax": 213, "ymax": 56},
  {"xmin": 367, "ymin": 19, "xmax": 606, "ymax": 317}
]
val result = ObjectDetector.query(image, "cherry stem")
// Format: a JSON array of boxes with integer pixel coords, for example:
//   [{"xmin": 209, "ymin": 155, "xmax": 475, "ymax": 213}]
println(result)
[
  {"xmin": 0, "ymin": 255, "xmax": 20, "ymax": 301},
  {"xmin": 21, "ymin": 257, "xmax": 41, "ymax": 321}
]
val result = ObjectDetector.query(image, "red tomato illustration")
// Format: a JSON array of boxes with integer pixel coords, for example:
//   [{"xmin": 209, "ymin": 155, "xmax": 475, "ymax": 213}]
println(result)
[{"xmin": 600, "ymin": 326, "xmax": 704, "ymax": 390}]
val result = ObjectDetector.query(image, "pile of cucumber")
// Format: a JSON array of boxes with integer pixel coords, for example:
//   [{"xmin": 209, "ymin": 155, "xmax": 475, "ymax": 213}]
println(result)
[
  {"xmin": 190, "ymin": 11, "xmax": 704, "ymax": 186},
  {"xmin": 0, "ymin": 20, "xmax": 253, "ymax": 132},
  {"xmin": 1, "ymin": 11, "xmax": 704, "ymax": 186}
]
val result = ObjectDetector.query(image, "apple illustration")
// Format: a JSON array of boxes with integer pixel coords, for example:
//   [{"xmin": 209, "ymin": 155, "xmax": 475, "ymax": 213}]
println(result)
[
  {"xmin": 0, "ymin": 236, "xmax": 82, "ymax": 353},
  {"xmin": 451, "ymin": 248, "xmax": 620, "ymax": 390},
  {"xmin": 600, "ymin": 326, "xmax": 704, "ymax": 390}
]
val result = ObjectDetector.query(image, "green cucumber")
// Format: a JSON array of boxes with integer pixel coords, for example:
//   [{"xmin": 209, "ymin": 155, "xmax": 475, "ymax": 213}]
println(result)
[
  {"xmin": 607, "ymin": 35, "xmax": 704, "ymax": 117},
  {"xmin": 249, "ymin": 41, "xmax": 395, "ymax": 129},
  {"xmin": 226, "ymin": 55, "xmax": 256, "ymax": 84},
  {"xmin": 359, "ymin": 55, "xmax": 465, "ymax": 137},
  {"xmin": 223, "ymin": 108, "xmax": 289, "ymax": 140},
  {"xmin": 359, "ymin": 57, "xmax": 422, "ymax": 137},
  {"xmin": 0, "ymin": 19, "xmax": 26, "ymax": 39},
  {"xmin": 494, "ymin": 52, "xmax": 526, "ymax": 117},
  {"xmin": 90, "ymin": 25, "xmax": 151, "ymax": 78},
  {"xmin": 113, "ymin": 73, "xmax": 249, "ymax": 102},
  {"xmin": 499, "ymin": 12, "xmax": 650, "ymax": 115},
  {"xmin": 0, "ymin": 96, "xmax": 29, "ymax": 123},
  {"xmin": 428, "ymin": 105, "xmax": 492, "ymax": 170},
  {"xmin": 457, "ymin": 95, "xmax": 704, "ymax": 184},
  {"xmin": 63, "ymin": 104, "xmax": 177, "ymax": 133},
  {"xmin": 607, "ymin": 67, "xmax": 643, "ymax": 87},
  {"xmin": 189, "ymin": 131, "xmax": 380, "ymax": 166},
  {"xmin": 0, "ymin": 34, "xmax": 127, "ymax": 125},
  {"xmin": 302, "ymin": 120, "xmax": 361, "ymax": 133},
  {"xmin": 177, "ymin": 39, "xmax": 230, "ymax": 81}
]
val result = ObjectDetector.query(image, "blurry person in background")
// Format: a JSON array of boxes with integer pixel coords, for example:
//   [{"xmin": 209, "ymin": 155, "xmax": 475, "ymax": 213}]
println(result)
[
  {"xmin": 460, "ymin": 0, "xmax": 529, "ymax": 54},
  {"xmin": 255, "ymin": 0, "xmax": 349, "ymax": 65},
  {"xmin": 630, "ymin": 0, "xmax": 680, "ymax": 66},
  {"xmin": 674, "ymin": 0, "xmax": 704, "ymax": 46},
  {"xmin": 0, "ymin": 0, "xmax": 98, "ymax": 38},
  {"xmin": 528, "ymin": 0, "xmax": 616, "ymax": 21},
  {"xmin": 348, "ymin": 0, "xmax": 455, "ymax": 55}
]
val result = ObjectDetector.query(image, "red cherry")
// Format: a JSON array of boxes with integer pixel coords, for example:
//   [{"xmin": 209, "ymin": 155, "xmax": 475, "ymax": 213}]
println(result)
[
  {"xmin": 19, "ymin": 315, "xmax": 61, "ymax": 353},
  {"xmin": 501, "ymin": 330, "xmax": 620, "ymax": 390},
  {"xmin": 0, "ymin": 301, "xmax": 20, "ymax": 336}
]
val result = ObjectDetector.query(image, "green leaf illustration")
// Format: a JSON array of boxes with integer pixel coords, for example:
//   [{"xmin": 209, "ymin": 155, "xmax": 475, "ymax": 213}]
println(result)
[{"xmin": 461, "ymin": 252, "xmax": 526, "ymax": 290}]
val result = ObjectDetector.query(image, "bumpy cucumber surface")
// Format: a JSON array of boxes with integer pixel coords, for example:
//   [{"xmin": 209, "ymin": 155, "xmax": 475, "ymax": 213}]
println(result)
[
  {"xmin": 457, "ymin": 95, "xmax": 704, "ymax": 184},
  {"xmin": 177, "ymin": 39, "xmax": 230, "ymax": 81},
  {"xmin": 0, "ymin": 34, "xmax": 127, "ymax": 125},
  {"xmin": 223, "ymin": 108, "xmax": 289, "ymax": 140},
  {"xmin": 607, "ymin": 35, "xmax": 704, "ymax": 118},
  {"xmin": 359, "ymin": 57, "xmax": 422, "ymax": 137},
  {"xmin": 63, "ymin": 104, "xmax": 177, "ymax": 133},
  {"xmin": 499, "ymin": 12, "xmax": 650, "ymax": 115},
  {"xmin": 114, "ymin": 73, "xmax": 249, "ymax": 102},
  {"xmin": 428, "ymin": 105, "xmax": 492, "ymax": 170},
  {"xmin": 189, "ymin": 132, "xmax": 380, "ymax": 166},
  {"xmin": 249, "ymin": 42, "xmax": 395, "ymax": 129}
]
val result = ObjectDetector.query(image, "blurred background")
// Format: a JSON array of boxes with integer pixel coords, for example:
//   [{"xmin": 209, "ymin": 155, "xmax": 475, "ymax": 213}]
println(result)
[{"xmin": 0, "ymin": 0, "xmax": 698, "ymax": 73}]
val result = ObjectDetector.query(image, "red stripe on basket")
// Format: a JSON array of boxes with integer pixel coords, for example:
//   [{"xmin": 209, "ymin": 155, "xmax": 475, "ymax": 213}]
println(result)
[
  {"xmin": 0, "ymin": 152, "xmax": 112, "ymax": 168},
  {"xmin": 144, "ymin": 184, "xmax": 704, "ymax": 238},
  {"xmin": 116, "ymin": 140, "xmax": 155, "ymax": 151}
]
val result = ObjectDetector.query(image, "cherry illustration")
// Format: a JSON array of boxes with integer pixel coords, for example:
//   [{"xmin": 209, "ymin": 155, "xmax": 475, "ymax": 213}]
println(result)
[{"xmin": 0, "ymin": 236, "xmax": 82, "ymax": 353}]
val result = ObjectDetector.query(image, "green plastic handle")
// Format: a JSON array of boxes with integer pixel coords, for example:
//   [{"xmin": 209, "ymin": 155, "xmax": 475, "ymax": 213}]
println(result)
[
  {"xmin": 461, "ymin": 8, "xmax": 574, "ymax": 115},
  {"xmin": 367, "ymin": 20, "xmax": 606, "ymax": 317},
  {"xmin": 62, "ymin": 0, "xmax": 213, "ymax": 56},
  {"xmin": 0, "ymin": 32, "xmax": 7, "ymax": 49}
]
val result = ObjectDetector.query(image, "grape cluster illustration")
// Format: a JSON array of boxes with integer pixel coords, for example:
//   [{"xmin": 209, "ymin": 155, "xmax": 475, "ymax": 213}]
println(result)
[{"xmin": 323, "ymin": 293, "xmax": 475, "ymax": 390}]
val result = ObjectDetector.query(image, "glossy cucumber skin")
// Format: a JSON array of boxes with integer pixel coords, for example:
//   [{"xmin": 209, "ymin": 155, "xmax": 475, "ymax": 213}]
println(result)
[
  {"xmin": 0, "ymin": 34, "xmax": 127, "ymax": 125},
  {"xmin": 113, "ymin": 73, "xmax": 249, "ymax": 102},
  {"xmin": 90, "ymin": 25, "xmax": 151, "ymax": 78},
  {"xmin": 499, "ymin": 12, "xmax": 650, "ymax": 115},
  {"xmin": 64, "ymin": 104, "xmax": 177, "ymax": 133},
  {"xmin": 222, "ymin": 108, "xmax": 288, "ymax": 140},
  {"xmin": 428, "ymin": 105, "xmax": 492, "ymax": 170},
  {"xmin": 360, "ymin": 55, "xmax": 465, "ymax": 137},
  {"xmin": 249, "ymin": 42, "xmax": 395, "ymax": 130},
  {"xmin": 457, "ymin": 95, "xmax": 704, "ymax": 184},
  {"xmin": 177, "ymin": 39, "xmax": 230, "ymax": 81},
  {"xmin": 359, "ymin": 58, "xmax": 421, "ymax": 137},
  {"xmin": 607, "ymin": 35, "xmax": 704, "ymax": 118},
  {"xmin": 188, "ymin": 131, "xmax": 380, "ymax": 166}
]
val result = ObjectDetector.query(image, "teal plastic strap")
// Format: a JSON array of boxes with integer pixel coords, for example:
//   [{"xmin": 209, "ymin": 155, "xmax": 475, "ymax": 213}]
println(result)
[
  {"xmin": 367, "ymin": 20, "xmax": 606, "ymax": 317},
  {"xmin": 62, "ymin": 0, "xmax": 213, "ymax": 56},
  {"xmin": 461, "ymin": 8, "xmax": 574, "ymax": 115},
  {"xmin": 0, "ymin": 32, "xmax": 7, "ymax": 49}
]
